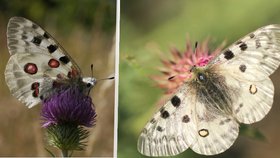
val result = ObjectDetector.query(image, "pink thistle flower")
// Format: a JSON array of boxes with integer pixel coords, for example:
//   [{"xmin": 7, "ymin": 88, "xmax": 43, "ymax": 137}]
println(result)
[{"xmin": 151, "ymin": 39, "xmax": 224, "ymax": 95}]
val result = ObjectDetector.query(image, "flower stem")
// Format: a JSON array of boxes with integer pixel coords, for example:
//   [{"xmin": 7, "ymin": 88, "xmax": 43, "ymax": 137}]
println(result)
[{"xmin": 62, "ymin": 149, "xmax": 68, "ymax": 157}]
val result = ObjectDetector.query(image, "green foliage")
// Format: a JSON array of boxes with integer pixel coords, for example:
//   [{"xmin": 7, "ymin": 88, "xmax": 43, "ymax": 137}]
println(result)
[
  {"xmin": 0, "ymin": 0, "xmax": 115, "ymax": 33},
  {"xmin": 240, "ymin": 124, "xmax": 266, "ymax": 141},
  {"xmin": 46, "ymin": 124, "xmax": 89, "ymax": 151}
]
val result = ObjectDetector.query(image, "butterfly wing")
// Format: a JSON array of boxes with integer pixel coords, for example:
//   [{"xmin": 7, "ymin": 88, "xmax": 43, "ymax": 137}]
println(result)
[
  {"xmin": 208, "ymin": 25, "xmax": 280, "ymax": 124},
  {"xmin": 189, "ymin": 100, "xmax": 239, "ymax": 155},
  {"xmin": 214, "ymin": 66, "xmax": 274, "ymax": 124},
  {"xmin": 210, "ymin": 24, "xmax": 280, "ymax": 77},
  {"xmin": 137, "ymin": 85, "xmax": 197, "ymax": 156},
  {"xmin": 137, "ymin": 83, "xmax": 240, "ymax": 156},
  {"xmin": 188, "ymin": 25, "xmax": 279, "ymax": 153},
  {"xmin": 5, "ymin": 17, "xmax": 82, "ymax": 108},
  {"xmin": 7, "ymin": 17, "xmax": 82, "ymax": 73}
]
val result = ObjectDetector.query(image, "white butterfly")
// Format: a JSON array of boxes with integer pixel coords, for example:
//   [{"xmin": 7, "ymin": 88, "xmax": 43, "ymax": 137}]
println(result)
[
  {"xmin": 138, "ymin": 25, "xmax": 280, "ymax": 156},
  {"xmin": 5, "ymin": 17, "xmax": 96, "ymax": 108}
]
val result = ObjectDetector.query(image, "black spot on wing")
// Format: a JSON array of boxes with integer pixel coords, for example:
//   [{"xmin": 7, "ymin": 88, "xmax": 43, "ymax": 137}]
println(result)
[
  {"xmin": 31, "ymin": 36, "xmax": 42, "ymax": 46},
  {"xmin": 256, "ymin": 39, "xmax": 261, "ymax": 48},
  {"xmin": 250, "ymin": 33, "xmax": 255, "ymax": 38},
  {"xmin": 223, "ymin": 50, "xmax": 234, "ymax": 60},
  {"xmin": 32, "ymin": 24, "xmax": 38, "ymax": 29},
  {"xmin": 182, "ymin": 115, "xmax": 190, "ymax": 123},
  {"xmin": 47, "ymin": 44, "xmax": 58, "ymax": 53},
  {"xmin": 59, "ymin": 56, "xmax": 70, "ymax": 64},
  {"xmin": 239, "ymin": 64, "xmax": 246, "ymax": 72},
  {"xmin": 225, "ymin": 118, "xmax": 231, "ymax": 122},
  {"xmin": 142, "ymin": 128, "xmax": 148, "ymax": 134},
  {"xmin": 171, "ymin": 95, "xmax": 181, "ymax": 107},
  {"xmin": 239, "ymin": 103, "xmax": 243, "ymax": 108},
  {"xmin": 160, "ymin": 108, "xmax": 170, "ymax": 119},
  {"xmin": 239, "ymin": 43, "xmax": 248, "ymax": 51},
  {"xmin": 156, "ymin": 126, "xmax": 164, "ymax": 132},
  {"xmin": 43, "ymin": 32, "xmax": 50, "ymax": 39},
  {"xmin": 150, "ymin": 118, "xmax": 156, "ymax": 124},
  {"xmin": 22, "ymin": 35, "xmax": 28, "ymax": 39},
  {"xmin": 235, "ymin": 103, "xmax": 244, "ymax": 113}
]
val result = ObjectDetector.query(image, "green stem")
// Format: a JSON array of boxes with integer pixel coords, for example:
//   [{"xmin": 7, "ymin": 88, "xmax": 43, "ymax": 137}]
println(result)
[{"xmin": 62, "ymin": 149, "xmax": 68, "ymax": 157}]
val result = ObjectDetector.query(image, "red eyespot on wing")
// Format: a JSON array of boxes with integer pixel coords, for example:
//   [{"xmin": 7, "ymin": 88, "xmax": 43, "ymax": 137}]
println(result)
[
  {"xmin": 67, "ymin": 67, "xmax": 80, "ymax": 79},
  {"xmin": 32, "ymin": 88, "xmax": 39, "ymax": 98},
  {"xmin": 31, "ymin": 82, "xmax": 40, "ymax": 90},
  {"xmin": 24, "ymin": 63, "xmax": 38, "ymax": 75},
  {"xmin": 48, "ymin": 58, "xmax": 60, "ymax": 68}
]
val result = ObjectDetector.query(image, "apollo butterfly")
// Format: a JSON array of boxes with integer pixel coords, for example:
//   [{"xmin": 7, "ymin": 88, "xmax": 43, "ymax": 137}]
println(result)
[
  {"xmin": 5, "ymin": 17, "xmax": 96, "ymax": 108},
  {"xmin": 138, "ymin": 25, "xmax": 280, "ymax": 156}
]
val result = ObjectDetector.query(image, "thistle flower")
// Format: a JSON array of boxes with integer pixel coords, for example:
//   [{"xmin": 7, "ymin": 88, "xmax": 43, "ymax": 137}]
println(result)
[
  {"xmin": 152, "ymin": 39, "xmax": 223, "ymax": 94},
  {"xmin": 41, "ymin": 86, "xmax": 96, "ymax": 156}
]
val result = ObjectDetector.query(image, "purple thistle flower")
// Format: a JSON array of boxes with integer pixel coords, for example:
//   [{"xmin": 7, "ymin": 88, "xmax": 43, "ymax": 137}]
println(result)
[
  {"xmin": 41, "ymin": 86, "xmax": 96, "ymax": 128},
  {"xmin": 41, "ymin": 86, "xmax": 97, "ymax": 155}
]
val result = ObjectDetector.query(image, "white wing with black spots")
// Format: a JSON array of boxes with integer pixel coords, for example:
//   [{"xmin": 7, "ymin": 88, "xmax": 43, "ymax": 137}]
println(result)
[
  {"xmin": 5, "ymin": 52, "xmax": 74, "ymax": 108},
  {"xmin": 5, "ymin": 17, "xmax": 87, "ymax": 108},
  {"xmin": 137, "ymin": 85, "xmax": 197, "ymax": 156},
  {"xmin": 218, "ymin": 67, "xmax": 274, "ymax": 124},
  {"xmin": 7, "ymin": 17, "xmax": 81, "ymax": 73},
  {"xmin": 190, "ymin": 101, "xmax": 239, "ymax": 155},
  {"xmin": 210, "ymin": 24, "xmax": 280, "ymax": 78}
]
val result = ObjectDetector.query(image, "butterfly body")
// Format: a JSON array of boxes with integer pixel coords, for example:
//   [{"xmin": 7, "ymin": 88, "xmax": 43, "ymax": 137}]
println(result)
[
  {"xmin": 5, "ymin": 17, "xmax": 96, "ymax": 108},
  {"xmin": 189, "ymin": 66, "xmax": 236, "ymax": 116},
  {"xmin": 138, "ymin": 24, "xmax": 280, "ymax": 156}
]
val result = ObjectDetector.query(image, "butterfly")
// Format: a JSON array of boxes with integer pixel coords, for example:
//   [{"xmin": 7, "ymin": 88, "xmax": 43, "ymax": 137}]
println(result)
[
  {"xmin": 138, "ymin": 25, "xmax": 280, "ymax": 156},
  {"xmin": 5, "ymin": 17, "xmax": 97, "ymax": 108}
]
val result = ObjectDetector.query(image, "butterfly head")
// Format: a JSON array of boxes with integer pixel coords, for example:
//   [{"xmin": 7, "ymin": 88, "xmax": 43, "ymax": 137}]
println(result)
[
  {"xmin": 190, "ymin": 65, "xmax": 208, "ymax": 83},
  {"xmin": 83, "ymin": 77, "xmax": 97, "ymax": 89}
]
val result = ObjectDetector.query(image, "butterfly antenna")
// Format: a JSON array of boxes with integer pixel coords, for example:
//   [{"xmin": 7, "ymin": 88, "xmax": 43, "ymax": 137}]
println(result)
[
  {"xmin": 91, "ymin": 64, "xmax": 94, "ymax": 78},
  {"xmin": 97, "ymin": 76, "xmax": 115, "ymax": 81}
]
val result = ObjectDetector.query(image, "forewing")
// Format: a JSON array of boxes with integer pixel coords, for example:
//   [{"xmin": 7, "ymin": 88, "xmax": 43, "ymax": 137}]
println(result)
[
  {"xmin": 5, "ymin": 17, "xmax": 82, "ymax": 107},
  {"xmin": 7, "ymin": 16, "xmax": 82, "ymax": 74},
  {"xmin": 207, "ymin": 25, "xmax": 278, "ymax": 124},
  {"xmin": 209, "ymin": 24, "xmax": 280, "ymax": 78},
  {"xmin": 137, "ymin": 85, "xmax": 197, "ymax": 156}
]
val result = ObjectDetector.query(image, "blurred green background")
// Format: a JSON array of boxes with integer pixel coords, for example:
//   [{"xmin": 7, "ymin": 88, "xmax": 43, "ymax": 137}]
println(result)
[
  {"xmin": 0, "ymin": 0, "xmax": 115, "ymax": 156},
  {"xmin": 119, "ymin": 0, "xmax": 280, "ymax": 158}
]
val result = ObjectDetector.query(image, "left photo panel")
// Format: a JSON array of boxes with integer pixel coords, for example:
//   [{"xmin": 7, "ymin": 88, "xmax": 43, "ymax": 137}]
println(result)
[{"xmin": 0, "ymin": 0, "xmax": 116, "ymax": 157}]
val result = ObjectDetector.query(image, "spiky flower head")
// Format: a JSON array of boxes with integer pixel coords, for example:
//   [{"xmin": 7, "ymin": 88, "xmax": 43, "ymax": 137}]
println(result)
[
  {"xmin": 42, "ymin": 87, "xmax": 96, "ymax": 128},
  {"xmin": 152, "ymin": 39, "xmax": 223, "ymax": 94},
  {"xmin": 41, "ymin": 86, "xmax": 96, "ymax": 155}
]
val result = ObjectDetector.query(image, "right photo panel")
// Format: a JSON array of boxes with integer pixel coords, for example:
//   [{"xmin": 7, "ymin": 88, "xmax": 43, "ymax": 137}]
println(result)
[{"xmin": 119, "ymin": 1, "xmax": 280, "ymax": 158}]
